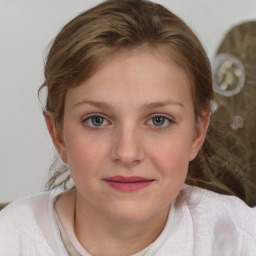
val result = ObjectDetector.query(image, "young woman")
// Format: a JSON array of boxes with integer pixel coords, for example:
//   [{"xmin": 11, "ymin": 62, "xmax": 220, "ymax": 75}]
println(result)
[{"xmin": 0, "ymin": 0, "xmax": 255, "ymax": 255}]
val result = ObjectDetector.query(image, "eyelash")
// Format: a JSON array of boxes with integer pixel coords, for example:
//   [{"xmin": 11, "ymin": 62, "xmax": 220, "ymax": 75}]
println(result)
[
  {"xmin": 146, "ymin": 114, "xmax": 174, "ymax": 128},
  {"xmin": 82, "ymin": 114, "xmax": 110, "ymax": 128},
  {"xmin": 82, "ymin": 114, "xmax": 174, "ymax": 128}
]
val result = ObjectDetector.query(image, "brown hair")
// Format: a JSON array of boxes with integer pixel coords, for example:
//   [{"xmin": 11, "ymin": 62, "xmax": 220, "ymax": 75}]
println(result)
[{"xmin": 40, "ymin": 0, "xmax": 219, "ymax": 192}]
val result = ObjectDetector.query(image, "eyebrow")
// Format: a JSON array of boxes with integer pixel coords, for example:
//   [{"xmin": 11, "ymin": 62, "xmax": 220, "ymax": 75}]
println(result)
[
  {"xmin": 143, "ymin": 100, "xmax": 184, "ymax": 109},
  {"xmin": 73, "ymin": 99, "xmax": 184, "ymax": 110},
  {"xmin": 73, "ymin": 100, "xmax": 113, "ymax": 109}
]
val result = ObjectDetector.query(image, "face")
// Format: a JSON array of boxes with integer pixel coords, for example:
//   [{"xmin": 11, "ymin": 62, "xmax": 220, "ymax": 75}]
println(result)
[{"xmin": 46, "ymin": 47, "xmax": 209, "ymax": 223}]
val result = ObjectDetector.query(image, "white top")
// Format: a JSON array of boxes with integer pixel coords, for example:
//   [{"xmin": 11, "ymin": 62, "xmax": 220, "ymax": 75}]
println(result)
[{"xmin": 0, "ymin": 185, "xmax": 255, "ymax": 256}]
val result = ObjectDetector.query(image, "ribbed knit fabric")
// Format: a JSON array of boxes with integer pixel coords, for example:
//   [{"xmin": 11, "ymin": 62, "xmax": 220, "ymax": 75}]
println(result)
[{"xmin": 0, "ymin": 185, "xmax": 255, "ymax": 255}]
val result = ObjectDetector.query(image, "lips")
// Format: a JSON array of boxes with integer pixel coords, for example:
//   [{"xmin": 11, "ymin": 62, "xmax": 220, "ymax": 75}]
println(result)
[{"xmin": 103, "ymin": 176, "xmax": 154, "ymax": 192}]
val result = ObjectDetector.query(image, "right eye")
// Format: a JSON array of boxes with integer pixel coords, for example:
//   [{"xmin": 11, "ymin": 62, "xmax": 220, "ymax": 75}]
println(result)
[{"xmin": 83, "ymin": 115, "xmax": 109, "ymax": 127}]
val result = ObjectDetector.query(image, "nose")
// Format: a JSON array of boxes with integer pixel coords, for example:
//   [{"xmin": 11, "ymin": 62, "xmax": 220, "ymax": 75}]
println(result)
[{"xmin": 110, "ymin": 125, "xmax": 146, "ymax": 167}]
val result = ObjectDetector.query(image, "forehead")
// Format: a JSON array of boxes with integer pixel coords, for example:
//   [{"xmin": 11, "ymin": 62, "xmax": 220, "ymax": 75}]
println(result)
[{"xmin": 65, "ymin": 46, "xmax": 192, "ymax": 109}]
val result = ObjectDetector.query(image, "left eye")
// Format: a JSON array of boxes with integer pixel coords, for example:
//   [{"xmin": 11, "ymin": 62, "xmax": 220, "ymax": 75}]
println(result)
[
  {"xmin": 147, "ymin": 116, "xmax": 172, "ymax": 127},
  {"xmin": 83, "ymin": 115, "xmax": 109, "ymax": 127}
]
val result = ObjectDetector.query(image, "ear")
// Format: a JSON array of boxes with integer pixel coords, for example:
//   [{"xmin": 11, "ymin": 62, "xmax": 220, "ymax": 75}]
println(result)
[
  {"xmin": 189, "ymin": 110, "xmax": 210, "ymax": 161},
  {"xmin": 44, "ymin": 111, "xmax": 68, "ymax": 164}
]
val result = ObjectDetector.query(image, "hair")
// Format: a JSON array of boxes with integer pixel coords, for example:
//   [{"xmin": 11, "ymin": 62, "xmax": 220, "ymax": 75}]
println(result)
[{"xmin": 39, "ymin": 0, "xmax": 243, "ymax": 199}]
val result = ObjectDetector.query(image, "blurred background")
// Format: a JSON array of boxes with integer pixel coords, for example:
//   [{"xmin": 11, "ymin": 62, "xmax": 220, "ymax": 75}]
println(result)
[{"xmin": 1, "ymin": 0, "xmax": 256, "ymax": 201}]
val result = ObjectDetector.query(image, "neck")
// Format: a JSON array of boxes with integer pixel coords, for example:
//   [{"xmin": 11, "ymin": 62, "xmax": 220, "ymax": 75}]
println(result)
[{"xmin": 74, "ymin": 191, "xmax": 170, "ymax": 256}]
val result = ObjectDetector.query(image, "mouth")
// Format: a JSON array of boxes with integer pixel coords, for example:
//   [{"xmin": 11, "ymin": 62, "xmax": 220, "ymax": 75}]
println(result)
[{"xmin": 103, "ymin": 176, "xmax": 155, "ymax": 192}]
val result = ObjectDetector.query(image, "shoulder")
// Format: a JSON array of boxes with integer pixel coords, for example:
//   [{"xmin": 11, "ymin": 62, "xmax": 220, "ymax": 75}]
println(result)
[
  {"xmin": 181, "ymin": 185, "xmax": 256, "ymax": 254},
  {"xmin": 184, "ymin": 185, "xmax": 256, "ymax": 217},
  {"xmin": 0, "ymin": 189, "xmax": 65, "ymax": 255},
  {"xmin": 0, "ymin": 190, "xmax": 59, "ymax": 223}
]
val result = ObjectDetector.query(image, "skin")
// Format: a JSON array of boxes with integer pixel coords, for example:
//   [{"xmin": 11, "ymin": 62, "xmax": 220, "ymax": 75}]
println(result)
[{"xmin": 45, "ymin": 46, "xmax": 209, "ymax": 256}]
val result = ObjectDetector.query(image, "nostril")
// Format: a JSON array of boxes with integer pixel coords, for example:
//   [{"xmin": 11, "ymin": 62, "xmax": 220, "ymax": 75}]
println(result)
[{"xmin": 113, "ymin": 153, "xmax": 142, "ymax": 167}]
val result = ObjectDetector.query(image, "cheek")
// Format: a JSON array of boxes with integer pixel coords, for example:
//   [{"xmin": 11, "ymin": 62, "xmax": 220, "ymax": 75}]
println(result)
[
  {"xmin": 149, "ymin": 134, "xmax": 193, "ymax": 178},
  {"xmin": 65, "ymin": 135, "xmax": 108, "ymax": 178},
  {"xmin": 147, "ymin": 136, "xmax": 191, "ymax": 207}
]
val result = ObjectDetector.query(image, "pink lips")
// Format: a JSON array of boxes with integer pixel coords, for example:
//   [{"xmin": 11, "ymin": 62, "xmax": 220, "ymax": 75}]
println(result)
[{"xmin": 103, "ymin": 176, "xmax": 154, "ymax": 192}]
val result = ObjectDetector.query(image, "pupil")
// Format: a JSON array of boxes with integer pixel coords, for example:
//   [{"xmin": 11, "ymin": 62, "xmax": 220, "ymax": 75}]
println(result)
[
  {"xmin": 92, "ymin": 116, "xmax": 103, "ymax": 126},
  {"xmin": 153, "ymin": 116, "xmax": 165, "ymax": 126}
]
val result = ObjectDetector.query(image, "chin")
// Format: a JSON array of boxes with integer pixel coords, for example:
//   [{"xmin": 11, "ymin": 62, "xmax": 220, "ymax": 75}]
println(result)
[{"xmin": 104, "ymin": 202, "xmax": 155, "ymax": 223}]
